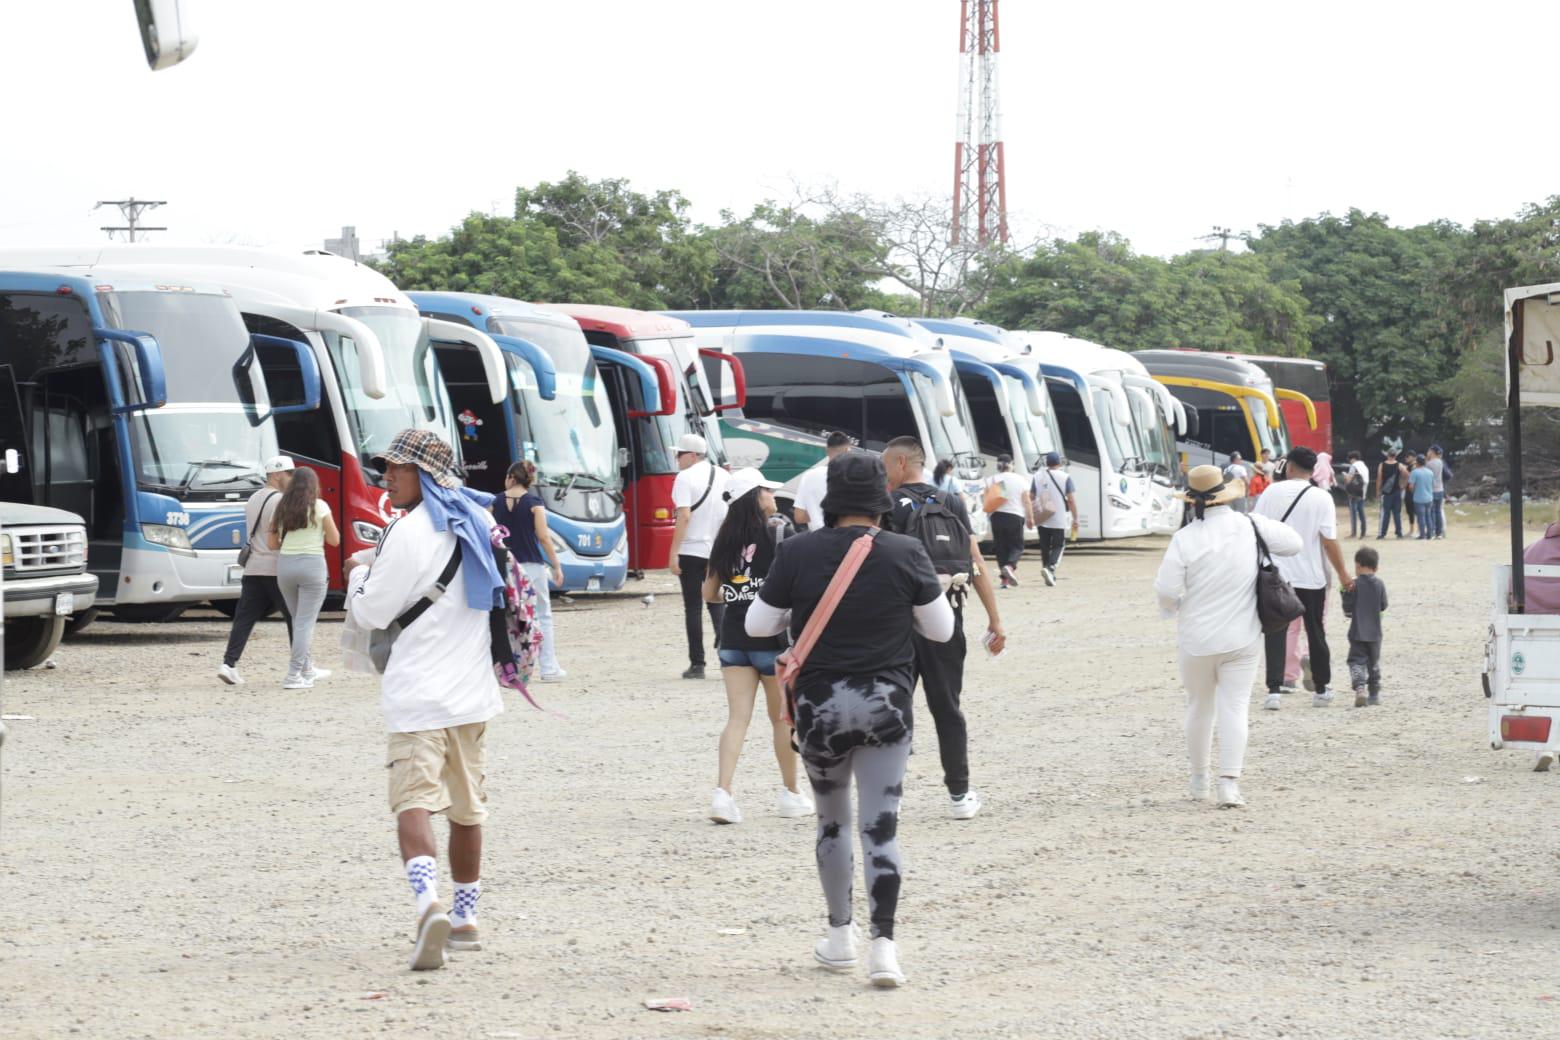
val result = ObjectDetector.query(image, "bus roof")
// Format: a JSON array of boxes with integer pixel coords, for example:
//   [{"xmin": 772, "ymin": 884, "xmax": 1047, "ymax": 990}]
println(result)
[
  {"xmin": 1135, "ymin": 349, "xmax": 1274, "ymax": 388},
  {"xmin": 911, "ymin": 317, "xmax": 1005, "ymax": 345},
  {"xmin": 670, "ymin": 308, "xmax": 948, "ymax": 362},
  {"xmin": 0, "ymin": 262, "xmax": 239, "ymax": 300},
  {"xmin": 539, "ymin": 303, "xmax": 691, "ymax": 342},
  {"xmin": 406, "ymin": 291, "xmax": 580, "ymax": 334}
]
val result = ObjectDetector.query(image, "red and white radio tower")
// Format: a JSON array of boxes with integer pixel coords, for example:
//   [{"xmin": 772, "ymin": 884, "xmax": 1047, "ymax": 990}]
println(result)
[{"xmin": 952, "ymin": 0, "xmax": 1007, "ymax": 247}]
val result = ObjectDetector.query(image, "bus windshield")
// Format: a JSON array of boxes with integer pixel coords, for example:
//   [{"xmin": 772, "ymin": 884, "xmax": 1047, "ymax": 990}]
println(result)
[
  {"xmin": 331, "ymin": 306, "xmax": 460, "ymax": 483},
  {"xmin": 1247, "ymin": 398, "xmax": 1283, "ymax": 457},
  {"xmin": 635, "ymin": 335, "xmax": 725, "ymax": 464},
  {"xmin": 100, "ymin": 290, "xmax": 277, "ymax": 494},
  {"xmin": 492, "ymin": 321, "xmax": 620, "ymax": 490},
  {"xmin": 1091, "ymin": 387, "xmax": 1132, "ymax": 473},
  {"xmin": 1127, "ymin": 387, "xmax": 1173, "ymax": 478},
  {"xmin": 911, "ymin": 369, "xmax": 979, "ymax": 475},
  {"xmin": 1003, "ymin": 375, "xmax": 1043, "ymax": 464}
]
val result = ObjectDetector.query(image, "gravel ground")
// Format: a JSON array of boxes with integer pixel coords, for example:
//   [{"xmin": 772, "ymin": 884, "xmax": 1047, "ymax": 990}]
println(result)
[{"xmin": 2, "ymin": 509, "xmax": 1557, "ymax": 1039}]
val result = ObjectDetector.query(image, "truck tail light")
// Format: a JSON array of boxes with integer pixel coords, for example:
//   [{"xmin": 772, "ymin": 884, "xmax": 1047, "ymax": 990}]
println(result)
[{"xmin": 1501, "ymin": 715, "xmax": 1552, "ymax": 744}]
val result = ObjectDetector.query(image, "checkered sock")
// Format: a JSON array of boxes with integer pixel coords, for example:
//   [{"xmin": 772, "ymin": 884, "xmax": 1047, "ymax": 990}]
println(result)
[
  {"xmin": 406, "ymin": 855, "xmax": 439, "ymax": 916},
  {"xmin": 451, "ymin": 880, "xmax": 481, "ymax": 927}
]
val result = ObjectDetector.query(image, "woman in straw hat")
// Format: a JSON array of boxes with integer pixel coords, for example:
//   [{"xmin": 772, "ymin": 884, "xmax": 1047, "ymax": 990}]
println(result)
[{"xmin": 1154, "ymin": 465, "xmax": 1301, "ymax": 808}]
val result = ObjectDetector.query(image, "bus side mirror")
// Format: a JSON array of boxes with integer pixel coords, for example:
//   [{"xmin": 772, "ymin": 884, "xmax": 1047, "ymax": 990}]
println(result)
[
  {"xmin": 133, "ymin": 0, "xmax": 199, "ymax": 69},
  {"xmin": 618, "ymin": 447, "xmax": 630, "ymax": 469},
  {"xmin": 250, "ymin": 334, "xmax": 323, "ymax": 415},
  {"xmin": 96, "ymin": 328, "xmax": 167, "ymax": 413}
]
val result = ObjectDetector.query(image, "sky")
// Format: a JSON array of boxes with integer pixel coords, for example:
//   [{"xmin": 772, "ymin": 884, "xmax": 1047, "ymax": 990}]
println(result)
[{"xmin": 5, "ymin": 0, "xmax": 1558, "ymax": 259}]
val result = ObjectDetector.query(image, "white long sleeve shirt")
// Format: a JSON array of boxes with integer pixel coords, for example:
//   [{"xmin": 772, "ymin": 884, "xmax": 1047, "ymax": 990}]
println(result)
[
  {"xmin": 347, "ymin": 505, "xmax": 504, "ymax": 734},
  {"xmin": 1153, "ymin": 505, "xmax": 1303, "ymax": 656}
]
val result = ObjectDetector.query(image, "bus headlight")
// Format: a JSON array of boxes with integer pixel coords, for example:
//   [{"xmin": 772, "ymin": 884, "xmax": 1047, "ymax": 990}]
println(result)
[
  {"xmin": 1108, "ymin": 495, "xmax": 1132, "ymax": 510},
  {"xmin": 1, "ymin": 533, "xmax": 12, "ymax": 567},
  {"xmin": 352, "ymin": 521, "xmax": 384, "ymax": 545},
  {"xmin": 613, "ymin": 529, "xmax": 627, "ymax": 556},
  {"xmin": 550, "ymin": 531, "xmax": 570, "ymax": 557},
  {"xmin": 142, "ymin": 523, "xmax": 194, "ymax": 553}
]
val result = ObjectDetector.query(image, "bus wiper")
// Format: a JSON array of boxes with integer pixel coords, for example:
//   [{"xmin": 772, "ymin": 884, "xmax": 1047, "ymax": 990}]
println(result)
[
  {"xmin": 550, "ymin": 472, "xmax": 579, "ymax": 502},
  {"xmin": 179, "ymin": 459, "xmax": 260, "ymax": 493}
]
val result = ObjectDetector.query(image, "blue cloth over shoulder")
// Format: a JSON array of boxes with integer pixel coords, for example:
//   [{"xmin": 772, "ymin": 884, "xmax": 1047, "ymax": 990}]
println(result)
[{"xmin": 417, "ymin": 471, "xmax": 505, "ymax": 610}]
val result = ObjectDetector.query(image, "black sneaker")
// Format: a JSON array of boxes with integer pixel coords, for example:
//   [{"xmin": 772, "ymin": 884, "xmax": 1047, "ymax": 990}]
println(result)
[
  {"xmin": 682, "ymin": 665, "xmax": 705, "ymax": 680},
  {"xmin": 1367, "ymin": 692, "xmax": 1380, "ymax": 706}
]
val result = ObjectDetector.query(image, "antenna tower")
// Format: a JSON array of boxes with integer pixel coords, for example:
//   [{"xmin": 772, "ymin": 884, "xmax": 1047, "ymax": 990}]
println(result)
[{"xmin": 952, "ymin": 0, "xmax": 1007, "ymax": 247}]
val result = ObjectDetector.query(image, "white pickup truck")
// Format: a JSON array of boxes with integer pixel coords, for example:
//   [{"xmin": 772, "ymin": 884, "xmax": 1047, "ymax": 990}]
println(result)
[{"xmin": 2, "ymin": 503, "xmax": 99, "ymax": 670}]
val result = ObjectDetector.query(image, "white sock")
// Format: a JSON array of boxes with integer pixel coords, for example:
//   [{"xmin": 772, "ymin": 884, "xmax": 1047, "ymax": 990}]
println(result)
[
  {"xmin": 451, "ymin": 879, "xmax": 481, "ymax": 927},
  {"xmin": 406, "ymin": 855, "xmax": 439, "ymax": 915}
]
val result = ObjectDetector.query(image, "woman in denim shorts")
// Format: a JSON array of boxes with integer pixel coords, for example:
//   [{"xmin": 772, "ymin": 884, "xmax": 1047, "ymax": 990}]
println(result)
[{"xmin": 700, "ymin": 468, "xmax": 813, "ymax": 825}]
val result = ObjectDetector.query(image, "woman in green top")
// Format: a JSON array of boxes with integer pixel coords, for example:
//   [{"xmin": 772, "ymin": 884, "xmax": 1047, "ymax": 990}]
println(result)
[{"xmin": 268, "ymin": 467, "xmax": 341, "ymax": 689}]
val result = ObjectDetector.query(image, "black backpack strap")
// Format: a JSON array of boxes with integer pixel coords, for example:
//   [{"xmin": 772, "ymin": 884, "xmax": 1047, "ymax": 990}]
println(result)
[
  {"xmin": 1280, "ymin": 484, "xmax": 1311, "ymax": 523},
  {"xmin": 1247, "ymin": 515, "xmax": 1274, "ymax": 566},
  {"xmin": 393, "ymin": 543, "xmax": 462, "ymax": 631},
  {"xmin": 688, "ymin": 463, "xmax": 717, "ymax": 514}
]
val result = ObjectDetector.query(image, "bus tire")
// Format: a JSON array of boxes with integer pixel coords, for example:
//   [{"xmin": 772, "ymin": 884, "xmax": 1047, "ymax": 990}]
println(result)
[
  {"xmin": 64, "ymin": 608, "xmax": 100, "ymax": 636},
  {"xmin": 110, "ymin": 604, "xmax": 187, "ymax": 623},
  {"xmin": 5, "ymin": 616, "xmax": 66, "ymax": 670},
  {"xmin": 210, "ymin": 600, "xmax": 240, "ymax": 619}
]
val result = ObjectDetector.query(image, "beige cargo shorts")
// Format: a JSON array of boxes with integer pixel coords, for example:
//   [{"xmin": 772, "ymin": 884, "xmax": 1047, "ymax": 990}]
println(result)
[{"xmin": 386, "ymin": 722, "xmax": 488, "ymax": 826}]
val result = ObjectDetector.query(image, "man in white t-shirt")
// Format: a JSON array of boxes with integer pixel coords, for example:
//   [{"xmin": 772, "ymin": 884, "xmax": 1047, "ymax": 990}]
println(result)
[
  {"xmin": 1252, "ymin": 446, "xmax": 1355, "ymax": 711},
  {"xmin": 791, "ymin": 431, "xmax": 853, "ymax": 531},
  {"xmin": 668, "ymin": 432, "xmax": 730, "ymax": 679},
  {"xmin": 1031, "ymin": 452, "xmax": 1077, "ymax": 586},
  {"xmin": 1223, "ymin": 452, "xmax": 1252, "ymax": 514}
]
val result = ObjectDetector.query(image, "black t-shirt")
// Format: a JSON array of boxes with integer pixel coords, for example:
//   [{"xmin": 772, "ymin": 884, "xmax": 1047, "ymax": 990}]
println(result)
[
  {"xmin": 714, "ymin": 528, "xmax": 786, "ymax": 652},
  {"xmin": 759, "ymin": 525, "xmax": 943, "ymax": 693},
  {"xmin": 886, "ymin": 481, "xmax": 975, "ymax": 571}
]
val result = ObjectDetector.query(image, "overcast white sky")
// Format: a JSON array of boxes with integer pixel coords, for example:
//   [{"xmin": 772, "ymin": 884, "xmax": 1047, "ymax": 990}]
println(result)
[{"xmin": 5, "ymin": 0, "xmax": 1556, "ymax": 258}]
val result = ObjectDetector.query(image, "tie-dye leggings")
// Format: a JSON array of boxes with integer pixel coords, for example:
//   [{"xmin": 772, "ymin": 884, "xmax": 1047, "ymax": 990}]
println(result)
[{"xmin": 794, "ymin": 675, "xmax": 914, "ymax": 941}]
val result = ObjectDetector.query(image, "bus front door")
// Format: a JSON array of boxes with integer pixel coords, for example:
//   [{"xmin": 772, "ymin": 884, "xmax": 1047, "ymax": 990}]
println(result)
[{"xmin": 433, "ymin": 345, "xmax": 511, "ymax": 496}]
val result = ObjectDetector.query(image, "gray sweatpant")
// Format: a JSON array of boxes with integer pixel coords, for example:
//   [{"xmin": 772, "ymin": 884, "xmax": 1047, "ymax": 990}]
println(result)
[{"xmin": 275, "ymin": 553, "xmax": 328, "ymax": 679}]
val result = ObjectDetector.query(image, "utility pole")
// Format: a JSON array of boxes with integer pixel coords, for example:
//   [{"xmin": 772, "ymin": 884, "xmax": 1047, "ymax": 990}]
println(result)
[
  {"xmin": 1198, "ymin": 226, "xmax": 1240, "ymax": 252},
  {"xmin": 95, "ymin": 197, "xmax": 167, "ymax": 242},
  {"xmin": 952, "ymin": 0, "xmax": 1008, "ymax": 247}
]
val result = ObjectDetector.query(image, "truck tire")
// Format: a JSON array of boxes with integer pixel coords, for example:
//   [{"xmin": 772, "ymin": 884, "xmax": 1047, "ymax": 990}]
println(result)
[
  {"xmin": 4, "ymin": 616, "xmax": 66, "ymax": 670},
  {"xmin": 64, "ymin": 608, "xmax": 100, "ymax": 636}
]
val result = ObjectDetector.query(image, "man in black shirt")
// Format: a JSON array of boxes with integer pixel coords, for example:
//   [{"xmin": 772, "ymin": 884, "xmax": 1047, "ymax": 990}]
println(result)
[{"xmin": 881, "ymin": 436, "xmax": 1007, "ymax": 820}]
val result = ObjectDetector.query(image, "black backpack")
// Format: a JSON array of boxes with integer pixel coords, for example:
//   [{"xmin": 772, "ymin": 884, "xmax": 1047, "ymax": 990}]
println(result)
[
  {"xmin": 1345, "ymin": 469, "xmax": 1365, "ymax": 499},
  {"xmin": 897, "ymin": 485, "xmax": 973, "ymax": 578}
]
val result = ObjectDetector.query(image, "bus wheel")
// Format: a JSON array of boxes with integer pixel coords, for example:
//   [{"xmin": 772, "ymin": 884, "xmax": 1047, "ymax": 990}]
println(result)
[
  {"xmin": 64, "ymin": 608, "xmax": 100, "ymax": 636},
  {"xmin": 210, "ymin": 600, "xmax": 239, "ymax": 619},
  {"xmin": 110, "ymin": 604, "xmax": 187, "ymax": 623},
  {"xmin": 4, "ymin": 616, "xmax": 66, "ymax": 670}
]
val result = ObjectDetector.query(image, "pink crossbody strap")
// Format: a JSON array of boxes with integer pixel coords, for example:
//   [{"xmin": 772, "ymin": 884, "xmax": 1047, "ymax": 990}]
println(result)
[{"xmin": 786, "ymin": 527, "xmax": 879, "ymax": 674}]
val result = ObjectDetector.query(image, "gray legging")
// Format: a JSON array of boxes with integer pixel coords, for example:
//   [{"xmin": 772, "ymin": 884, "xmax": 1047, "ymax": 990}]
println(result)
[
  {"xmin": 794, "ymin": 674, "xmax": 914, "ymax": 941},
  {"xmin": 275, "ymin": 553, "xmax": 328, "ymax": 679}
]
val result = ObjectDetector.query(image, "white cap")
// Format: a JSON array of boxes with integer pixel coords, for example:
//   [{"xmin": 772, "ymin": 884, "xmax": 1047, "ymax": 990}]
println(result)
[
  {"xmin": 723, "ymin": 467, "xmax": 782, "ymax": 503},
  {"xmin": 675, "ymin": 433, "xmax": 708, "ymax": 456},
  {"xmin": 263, "ymin": 456, "xmax": 295, "ymax": 474}
]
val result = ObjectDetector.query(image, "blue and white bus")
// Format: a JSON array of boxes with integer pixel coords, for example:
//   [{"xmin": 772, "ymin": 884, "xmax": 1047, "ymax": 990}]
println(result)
[
  {"xmin": 408, "ymin": 292, "xmax": 629, "ymax": 593},
  {"xmin": 0, "ymin": 264, "xmax": 318, "ymax": 620},
  {"xmin": 666, "ymin": 309, "xmax": 989, "ymax": 535}
]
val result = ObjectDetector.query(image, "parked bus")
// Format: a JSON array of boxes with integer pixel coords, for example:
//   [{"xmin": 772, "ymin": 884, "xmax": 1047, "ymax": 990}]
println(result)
[
  {"xmin": 1018, "ymin": 333, "xmax": 1158, "ymax": 540},
  {"xmin": 666, "ymin": 309, "xmax": 989, "ymax": 536},
  {"xmin": 66, "ymin": 246, "xmax": 508, "ymax": 592},
  {"xmin": 1246, "ymin": 355, "xmax": 1330, "ymax": 457},
  {"xmin": 1136, "ymin": 350, "xmax": 1289, "ymax": 471},
  {"xmin": 537, "ymin": 305, "xmax": 738, "ymax": 574},
  {"xmin": 0, "ymin": 261, "xmax": 319, "ymax": 619},
  {"xmin": 407, "ymin": 292, "xmax": 628, "ymax": 593}
]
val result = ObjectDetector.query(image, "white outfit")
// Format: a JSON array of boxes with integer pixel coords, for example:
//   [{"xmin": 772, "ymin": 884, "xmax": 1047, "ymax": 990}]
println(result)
[
  {"xmin": 793, "ymin": 463, "xmax": 828, "ymax": 532},
  {"xmin": 346, "ymin": 505, "xmax": 504, "ymax": 734},
  {"xmin": 670, "ymin": 459, "xmax": 730, "ymax": 558},
  {"xmin": 1350, "ymin": 459, "xmax": 1370, "ymax": 493},
  {"xmin": 1033, "ymin": 468, "xmax": 1073, "ymax": 529},
  {"xmin": 1155, "ymin": 505, "xmax": 1302, "ymax": 781},
  {"xmin": 986, "ymin": 472, "xmax": 1029, "ymax": 518},
  {"xmin": 1251, "ymin": 480, "xmax": 1336, "ymax": 590}
]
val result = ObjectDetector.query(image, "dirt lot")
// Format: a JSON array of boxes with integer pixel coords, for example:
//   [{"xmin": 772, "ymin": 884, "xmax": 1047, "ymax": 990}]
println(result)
[{"xmin": 4, "ymin": 506, "xmax": 1559, "ymax": 1040}]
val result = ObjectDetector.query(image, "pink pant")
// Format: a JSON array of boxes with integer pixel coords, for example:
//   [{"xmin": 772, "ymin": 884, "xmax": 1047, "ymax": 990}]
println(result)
[{"xmin": 1284, "ymin": 592, "xmax": 1329, "ymax": 684}]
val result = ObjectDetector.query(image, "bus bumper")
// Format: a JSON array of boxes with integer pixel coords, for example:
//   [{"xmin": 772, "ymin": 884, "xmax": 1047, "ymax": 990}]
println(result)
[
  {"xmin": 556, "ymin": 541, "xmax": 629, "ymax": 594},
  {"xmin": 110, "ymin": 547, "xmax": 244, "ymax": 605}
]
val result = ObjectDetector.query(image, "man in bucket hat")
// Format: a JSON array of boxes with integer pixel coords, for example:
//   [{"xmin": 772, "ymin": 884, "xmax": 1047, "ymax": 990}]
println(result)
[
  {"xmin": 345, "ymin": 429, "xmax": 504, "ymax": 970},
  {"xmin": 668, "ymin": 432, "xmax": 730, "ymax": 679}
]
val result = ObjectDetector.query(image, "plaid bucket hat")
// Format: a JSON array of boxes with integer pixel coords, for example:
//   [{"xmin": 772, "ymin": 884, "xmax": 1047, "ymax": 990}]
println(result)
[{"xmin": 374, "ymin": 429, "xmax": 463, "ymax": 489}]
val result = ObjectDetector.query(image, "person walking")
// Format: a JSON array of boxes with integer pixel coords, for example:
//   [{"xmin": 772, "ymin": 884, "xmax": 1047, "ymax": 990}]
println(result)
[
  {"xmin": 269, "ymin": 466, "xmax": 339, "ymax": 689},
  {"xmin": 219, "ymin": 456, "xmax": 295, "ymax": 685},
  {"xmin": 1426, "ymin": 445, "xmax": 1449, "ymax": 539},
  {"xmin": 745, "ymin": 452, "xmax": 955, "ymax": 987},
  {"xmin": 1155, "ymin": 465, "xmax": 1301, "ymax": 808},
  {"xmin": 1377, "ymin": 450, "xmax": 1405, "ymax": 539},
  {"xmin": 702, "ymin": 467, "xmax": 812, "ymax": 824},
  {"xmin": 1032, "ymin": 452, "xmax": 1077, "ymax": 585},
  {"xmin": 933, "ymin": 458, "xmax": 962, "ymax": 499},
  {"xmin": 1313, "ymin": 451, "xmax": 1336, "ymax": 492},
  {"xmin": 1341, "ymin": 546, "xmax": 1388, "ymax": 707},
  {"xmin": 668, "ymin": 433, "xmax": 729, "ymax": 679},
  {"xmin": 345, "ymin": 429, "xmax": 508, "ymax": 971},
  {"xmin": 1408, "ymin": 456, "xmax": 1435, "ymax": 540},
  {"xmin": 492, "ymin": 461, "xmax": 565, "ymax": 681},
  {"xmin": 882, "ymin": 436, "xmax": 1006, "ymax": 820},
  {"xmin": 1401, "ymin": 451, "xmax": 1419, "ymax": 536},
  {"xmin": 1253, "ymin": 447, "xmax": 1355, "ymax": 710},
  {"xmin": 792, "ymin": 432, "xmax": 852, "ymax": 532},
  {"xmin": 984, "ymin": 453, "xmax": 1032, "ymax": 588},
  {"xmin": 1223, "ymin": 452, "xmax": 1252, "ymax": 514},
  {"xmin": 1343, "ymin": 451, "xmax": 1369, "ymax": 538}
]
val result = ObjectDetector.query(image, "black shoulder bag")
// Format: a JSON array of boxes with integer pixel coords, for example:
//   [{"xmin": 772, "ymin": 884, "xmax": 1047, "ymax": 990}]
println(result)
[
  {"xmin": 237, "ymin": 489, "xmax": 281, "ymax": 569},
  {"xmin": 1248, "ymin": 516, "xmax": 1304, "ymax": 634}
]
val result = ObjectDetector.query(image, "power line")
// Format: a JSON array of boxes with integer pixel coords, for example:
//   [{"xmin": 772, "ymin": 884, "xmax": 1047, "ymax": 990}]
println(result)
[{"xmin": 94, "ymin": 197, "xmax": 167, "ymax": 242}]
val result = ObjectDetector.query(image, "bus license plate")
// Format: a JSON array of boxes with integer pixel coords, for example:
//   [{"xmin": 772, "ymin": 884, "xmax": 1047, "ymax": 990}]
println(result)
[
  {"xmin": 55, "ymin": 594, "xmax": 74, "ymax": 616},
  {"xmin": 587, "ymin": 576, "xmax": 602, "ymax": 593},
  {"xmin": 226, "ymin": 565, "xmax": 244, "ymax": 584}
]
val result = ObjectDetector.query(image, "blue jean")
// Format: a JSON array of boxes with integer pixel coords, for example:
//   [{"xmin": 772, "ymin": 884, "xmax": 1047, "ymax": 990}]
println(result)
[
  {"xmin": 1378, "ymin": 490, "xmax": 1403, "ymax": 538},
  {"xmin": 719, "ymin": 646, "xmax": 781, "ymax": 676},
  {"xmin": 1348, "ymin": 497, "xmax": 1367, "ymax": 537},
  {"xmin": 1415, "ymin": 500, "xmax": 1433, "ymax": 538},
  {"xmin": 1432, "ymin": 491, "xmax": 1446, "ymax": 537}
]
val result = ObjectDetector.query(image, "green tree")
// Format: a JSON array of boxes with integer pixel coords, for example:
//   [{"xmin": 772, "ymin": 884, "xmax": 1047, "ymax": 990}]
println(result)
[{"xmin": 703, "ymin": 200, "xmax": 899, "ymax": 311}]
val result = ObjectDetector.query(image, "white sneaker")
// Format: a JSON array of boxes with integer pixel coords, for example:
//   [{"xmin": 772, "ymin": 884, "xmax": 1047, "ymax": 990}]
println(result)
[
  {"xmin": 1263, "ymin": 692, "xmax": 1282, "ymax": 711},
  {"xmin": 1535, "ymin": 750, "xmax": 1556, "ymax": 773},
  {"xmin": 777, "ymin": 787, "xmax": 815, "ymax": 818},
  {"xmin": 540, "ymin": 669, "xmax": 566, "ymax": 682},
  {"xmin": 1216, "ymin": 778, "xmax": 1245, "ymax": 808},
  {"xmin": 1041, "ymin": 566, "xmax": 1056, "ymax": 587},
  {"xmin": 949, "ymin": 790, "xmax": 983, "ymax": 820},
  {"xmin": 1189, "ymin": 774, "xmax": 1210, "ymax": 801},
  {"xmin": 1312, "ymin": 689, "xmax": 1334, "ymax": 708},
  {"xmin": 709, "ymin": 788, "xmax": 742, "ymax": 825},
  {"xmin": 304, "ymin": 666, "xmax": 331, "ymax": 682},
  {"xmin": 867, "ymin": 937, "xmax": 906, "ymax": 987},
  {"xmin": 1001, "ymin": 564, "xmax": 1020, "ymax": 587},
  {"xmin": 282, "ymin": 674, "xmax": 314, "ymax": 690},
  {"xmin": 217, "ymin": 663, "xmax": 244, "ymax": 686},
  {"xmin": 813, "ymin": 923, "xmax": 858, "ymax": 971}
]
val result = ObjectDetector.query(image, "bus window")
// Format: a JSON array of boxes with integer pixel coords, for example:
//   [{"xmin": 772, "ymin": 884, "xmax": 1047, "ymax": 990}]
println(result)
[
  {"xmin": 1092, "ymin": 388, "xmax": 1130, "ymax": 472},
  {"xmin": 1004, "ymin": 377, "xmax": 1042, "ymax": 463},
  {"xmin": 863, "ymin": 383, "xmax": 918, "ymax": 451},
  {"xmin": 1046, "ymin": 378, "xmax": 1099, "ymax": 468},
  {"xmin": 963, "ymin": 372, "xmax": 1008, "ymax": 457}
]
